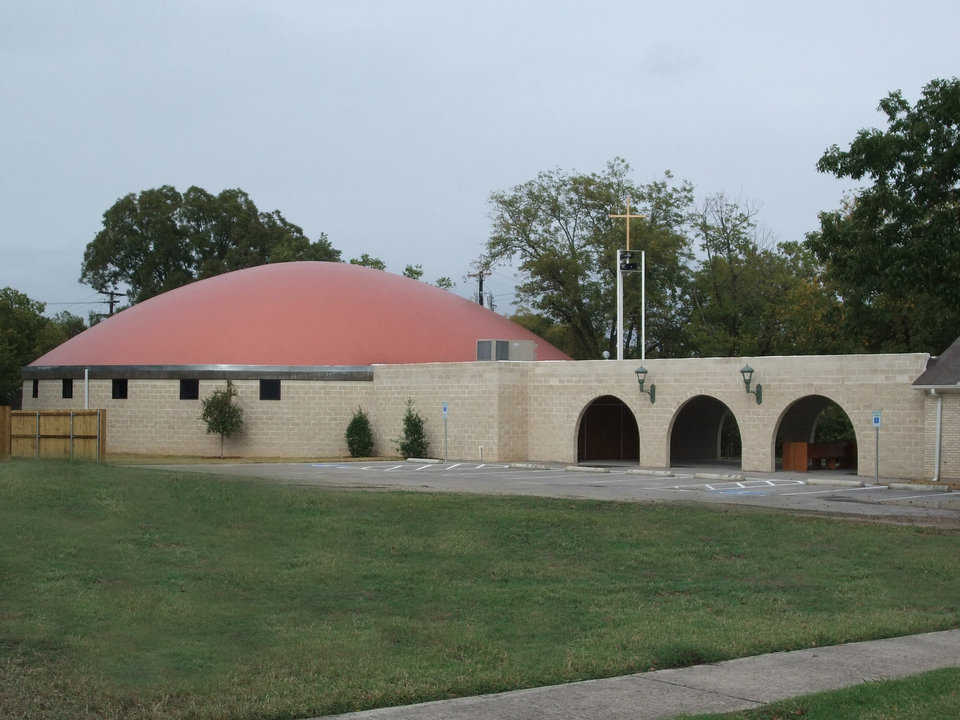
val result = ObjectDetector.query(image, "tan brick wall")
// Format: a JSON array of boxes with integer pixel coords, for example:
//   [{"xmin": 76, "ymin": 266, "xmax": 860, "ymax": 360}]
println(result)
[
  {"xmin": 20, "ymin": 351, "xmax": 946, "ymax": 479},
  {"xmin": 924, "ymin": 392, "xmax": 960, "ymax": 481},
  {"xmin": 942, "ymin": 395, "xmax": 960, "ymax": 481}
]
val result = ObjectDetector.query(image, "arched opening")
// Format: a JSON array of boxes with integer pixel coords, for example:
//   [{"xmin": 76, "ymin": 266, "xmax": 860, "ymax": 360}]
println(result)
[
  {"xmin": 576, "ymin": 395, "xmax": 639, "ymax": 463},
  {"xmin": 669, "ymin": 395, "xmax": 741, "ymax": 469},
  {"xmin": 775, "ymin": 395, "xmax": 857, "ymax": 473}
]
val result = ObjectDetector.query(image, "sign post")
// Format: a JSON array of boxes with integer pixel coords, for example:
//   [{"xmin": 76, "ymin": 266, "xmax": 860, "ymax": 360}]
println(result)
[
  {"xmin": 872, "ymin": 410, "xmax": 882, "ymax": 483},
  {"xmin": 442, "ymin": 402, "xmax": 448, "ymax": 462}
]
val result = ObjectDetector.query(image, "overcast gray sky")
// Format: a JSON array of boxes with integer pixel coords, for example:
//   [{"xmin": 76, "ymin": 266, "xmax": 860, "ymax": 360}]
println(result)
[{"xmin": 2, "ymin": 0, "xmax": 957, "ymax": 319}]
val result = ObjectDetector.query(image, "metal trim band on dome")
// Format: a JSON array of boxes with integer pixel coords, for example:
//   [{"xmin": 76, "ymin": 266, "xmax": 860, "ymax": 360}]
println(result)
[{"xmin": 21, "ymin": 365, "xmax": 375, "ymax": 381}]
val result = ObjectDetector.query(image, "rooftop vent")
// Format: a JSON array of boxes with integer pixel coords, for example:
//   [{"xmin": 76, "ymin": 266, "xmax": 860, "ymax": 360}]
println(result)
[{"xmin": 476, "ymin": 339, "xmax": 536, "ymax": 362}]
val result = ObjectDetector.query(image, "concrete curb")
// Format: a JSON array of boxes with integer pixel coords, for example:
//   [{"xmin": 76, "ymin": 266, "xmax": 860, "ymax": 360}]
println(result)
[
  {"xmin": 802, "ymin": 477, "xmax": 865, "ymax": 487},
  {"xmin": 404, "ymin": 458, "xmax": 441, "ymax": 464},
  {"xmin": 626, "ymin": 469, "xmax": 676, "ymax": 477},
  {"xmin": 694, "ymin": 472, "xmax": 745, "ymax": 481},
  {"xmin": 888, "ymin": 482, "xmax": 951, "ymax": 492},
  {"xmin": 565, "ymin": 465, "xmax": 610, "ymax": 473},
  {"xmin": 509, "ymin": 462, "xmax": 556, "ymax": 470}
]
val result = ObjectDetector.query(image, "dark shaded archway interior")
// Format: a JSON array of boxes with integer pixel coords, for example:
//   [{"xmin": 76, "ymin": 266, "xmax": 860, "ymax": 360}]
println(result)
[
  {"xmin": 577, "ymin": 395, "xmax": 639, "ymax": 462},
  {"xmin": 776, "ymin": 395, "xmax": 858, "ymax": 471},
  {"xmin": 670, "ymin": 395, "xmax": 741, "ymax": 468}
]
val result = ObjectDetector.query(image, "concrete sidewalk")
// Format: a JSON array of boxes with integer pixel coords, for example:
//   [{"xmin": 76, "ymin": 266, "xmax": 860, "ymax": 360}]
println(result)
[{"xmin": 315, "ymin": 629, "xmax": 960, "ymax": 720}]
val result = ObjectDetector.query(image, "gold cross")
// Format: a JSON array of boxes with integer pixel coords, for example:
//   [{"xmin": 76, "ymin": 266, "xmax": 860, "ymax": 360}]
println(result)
[{"xmin": 608, "ymin": 197, "xmax": 644, "ymax": 251}]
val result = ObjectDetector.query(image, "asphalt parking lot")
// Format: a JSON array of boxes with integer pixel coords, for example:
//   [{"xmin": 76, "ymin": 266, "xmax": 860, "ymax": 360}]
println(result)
[{"xmin": 141, "ymin": 459, "xmax": 960, "ymax": 526}]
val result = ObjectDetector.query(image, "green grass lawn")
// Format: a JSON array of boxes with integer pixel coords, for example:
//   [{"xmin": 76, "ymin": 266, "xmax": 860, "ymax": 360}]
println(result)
[
  {"xmin": 681, "ymin": 666, "xmax": 960, "ymax": 719},
  {"xmin": 1, "ymin": 459, "xmax": 958, "ymax": 720}
]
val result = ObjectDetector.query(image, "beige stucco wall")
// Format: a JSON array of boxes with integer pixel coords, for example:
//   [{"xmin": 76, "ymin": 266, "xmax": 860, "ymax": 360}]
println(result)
[{"xmin": 20, "ymin": 351, "xmax": 952, "ymax": 480}]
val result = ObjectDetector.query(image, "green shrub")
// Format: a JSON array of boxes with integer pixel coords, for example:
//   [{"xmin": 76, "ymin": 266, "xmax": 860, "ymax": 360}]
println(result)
[
  {"xmin": 395, "ymin": 399, "xmax": 428, "ymax": 458},
  {"xmin": 345, "ymin": 407, "xmax": 374, "ymax": 457}
]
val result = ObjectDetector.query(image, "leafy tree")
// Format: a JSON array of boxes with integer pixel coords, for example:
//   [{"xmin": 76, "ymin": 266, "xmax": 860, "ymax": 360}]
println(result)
[
  {"xmin": 686, "ymin": 195, "xmax": 847, "ymax": 357},
  {"xmin": 1, "ymin": 289, "xmax": 49, "ymax": 407},
  {"xmin": 486, "ymin": 158, "xmax": 694, "ymax": 359},
  {"xmin": 813, "ymin": 404, "xmax": 856, "ymax": 443},
  {"xmin": 200, "ymin": 380, "xmax": 244, "ymax": 458},
  {"xmin": 402, "ymin": 264, "xmax": 424, "ymax": 280},
  {"xmin": 0, "ymin": 290, "xmax": 86, "ymax": 408},
  {"xmin": 345, "ymin": 407, "xmax": 374, "ymax": 457},
  {"xmin": 395, "ymin": 399, "xmax": 428, "ymax": 459},
  {"xmin": 403, "ymin": 264, "xmax": 456, "ymax": 289},
  {"xmin": 48, "ymin": 311, "xmax": 86, "ymax": 339},
  {"xmin": 349, "ymin": 253, "xmax": 386, "ymax": 270},
  {"xmin": 807, "ymin": 77, "xmax": 960, "ymax": 353},
  {"xmin": 81, "ymin": 186, "xmax": 340, "ymax": 303},
  {"xmin": 510, "ymin": 311, "xmax": 577, "ymax": 356}
]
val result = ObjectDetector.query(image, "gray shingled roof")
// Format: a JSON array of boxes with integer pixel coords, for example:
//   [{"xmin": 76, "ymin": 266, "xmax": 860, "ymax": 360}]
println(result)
[{"xmin": 913, "ymin": 335, "xmax": 960, "ymax": 386}]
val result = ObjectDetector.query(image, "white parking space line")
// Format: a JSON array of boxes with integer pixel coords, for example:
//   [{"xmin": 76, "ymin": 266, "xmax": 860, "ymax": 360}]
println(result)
[
  {"xmin": 317, "ymin": 463, "xmax": 531, "ymax": 475},
  {"xmin": 443, "ymin": 472, "xmax": 564, "ymax": 482},
  {"xmin": 780, "ymin": 486, "xmax": 887, "ymax": 497}
]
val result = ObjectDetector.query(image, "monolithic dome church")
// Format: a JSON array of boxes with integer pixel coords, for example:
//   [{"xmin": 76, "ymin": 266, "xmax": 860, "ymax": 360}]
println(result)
[{"xmin": 19, "ymin": 261, "xmax": 960, "ymax": 481}]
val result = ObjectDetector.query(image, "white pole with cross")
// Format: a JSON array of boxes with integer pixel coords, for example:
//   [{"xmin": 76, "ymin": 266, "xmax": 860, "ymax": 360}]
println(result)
[{"xmin": 609, "ymin": 198, "xmax": 645, "ymax": 361}]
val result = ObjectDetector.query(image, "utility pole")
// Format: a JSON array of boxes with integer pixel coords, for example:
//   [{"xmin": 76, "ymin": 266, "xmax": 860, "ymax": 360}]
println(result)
[
  {"xmin": 97, "ymin": 289, "xmax": 127, "ymax": 316},
  {"xmin": 467, "ymin": 256, "xmax": 490, "ymax": 307}
]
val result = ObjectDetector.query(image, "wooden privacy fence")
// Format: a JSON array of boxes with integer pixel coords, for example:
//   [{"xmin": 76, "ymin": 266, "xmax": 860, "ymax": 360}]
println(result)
[
  {"xmin": 2, "ymin": 408, "xmax": 107, "ymax": 462},
  {"xmin": 0, "ymin": 407, "xmax": 9, "ymax": 459}
]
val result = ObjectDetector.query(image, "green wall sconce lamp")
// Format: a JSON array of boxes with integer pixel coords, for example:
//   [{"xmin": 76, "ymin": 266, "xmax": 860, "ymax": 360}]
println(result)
[
  {"xmin": 635, "ymin": 367, "xmax": 655, "ymax": 403},
  {"xmin": 740, "ymin": 364, "xmax": 762, "ymax": 404}
]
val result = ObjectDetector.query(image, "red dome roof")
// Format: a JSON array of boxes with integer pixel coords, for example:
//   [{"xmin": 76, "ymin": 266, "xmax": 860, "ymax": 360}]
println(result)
[{"xmin": 32, "ymin": 262, "xmax": 571, "ymax": 366}]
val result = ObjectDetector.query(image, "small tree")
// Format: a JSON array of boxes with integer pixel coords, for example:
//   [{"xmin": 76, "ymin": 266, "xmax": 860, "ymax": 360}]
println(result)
[
  {"xmin": 200, "ymin": 380, "xmax": 244, "ymax": 458},
  {"xmin": 345, "ymin": 407, "xmax": 374, "ymax": 457},
  {"xmin": 395, "ymin": 399, "xmax": 428, "ymax": 459}
]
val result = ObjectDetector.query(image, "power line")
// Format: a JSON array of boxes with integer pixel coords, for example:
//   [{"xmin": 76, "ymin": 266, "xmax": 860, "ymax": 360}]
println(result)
[
  {"xmin": 97, "ymin": 289, "xmax": 127, "ymax": 315},
  {"xmin": 45, "ymin": 301, "xmax": 110, "ymax": 305}
]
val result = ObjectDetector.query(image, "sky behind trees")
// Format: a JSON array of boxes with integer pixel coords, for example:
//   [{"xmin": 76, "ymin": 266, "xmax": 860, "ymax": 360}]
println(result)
[{"xmin": 2, "ymin": 0, "xmax": 958, "ymax": 318}]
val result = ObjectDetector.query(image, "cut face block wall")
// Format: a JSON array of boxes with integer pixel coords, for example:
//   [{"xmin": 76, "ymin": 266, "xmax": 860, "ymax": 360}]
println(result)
[
  {"xmin": 19, "ymin": 350, "xmax": 951, "ymax": 480},
  {"xmin": 524, "ymin": 355, "xmax": 930, "ymax": 478},
  {"xmin": 370, "ymin": 362, "xmax": 528, "ymax": 462},
  {"xmin": 22, "ymin": 378, "xmax": 375, "ymax": 457}
]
